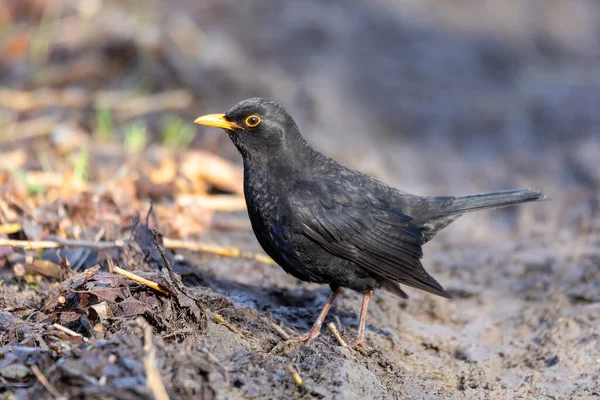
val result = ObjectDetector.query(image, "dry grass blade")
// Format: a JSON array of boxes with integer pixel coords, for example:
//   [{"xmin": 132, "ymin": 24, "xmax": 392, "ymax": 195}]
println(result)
[
  {"xmin": 0, "ymin": 89, "xmax": 191, "ymax": 119},
  {"xmin": 287, "ymin": 364, "xmax": 303, "ymax": 388},
  {"xmin": 272, "ymin": 323, "xmax": 291, "ymax": 340},
  {"xmin": 0, "ymin": 238, "xmax": 62, "ymax": 250},
  {"xmin": 327, "ymin": 322, "xmax": 347, "ymax": 347},
  {"xmin": 162, "ymin": 238, "xmax": 274, "ymax": 264},
  {"xmin": 0, "ymin": 89, "xmax": 88, "ymax": 112},
  {"xmin": 95, "ymin": 89, "xmax": 193, "ymax": 121},
  {"xmin": 52, "ymin": 323, "xmax": 90, "ymax": 343},
  {"xmin": 0, "ymin": 223, "xmax": 22, "ymax": 234},
  {"xmin": 112, "ymin": 266, "xmax": 171, "ymax": 296},
  {"xmin": 0, "ymin": 237, "xmax": 273, "ymax": 264},
  {"xmin": 176, "ymin": 194, "xmax": 246, "ymax": 211},
  {"xmin": 30, "ymin": 364, "xmax": 65, "ymax": 400},
  {"xmin": 0, "ymin": 115, "xmax": 60, "ymax": 143},
  {"xmin": 205, "ymin": 309, "xmax": 244, "ymax": 336},
  {"xmin": 0, "ymin": 238, "xmax": 122, "ymax": 250},
  {"xmin": 138, "ymin": 318, "xmax": 171, "ymax": 400},
  {"xmin": 18, "ymin": 171, "xmax": 89, "ymax": 191}
]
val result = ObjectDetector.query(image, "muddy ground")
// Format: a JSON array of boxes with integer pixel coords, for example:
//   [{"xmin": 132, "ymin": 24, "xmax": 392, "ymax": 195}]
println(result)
[{"xmin": 1, "ymin": 0, "xmax": 599, "ymax": 399}]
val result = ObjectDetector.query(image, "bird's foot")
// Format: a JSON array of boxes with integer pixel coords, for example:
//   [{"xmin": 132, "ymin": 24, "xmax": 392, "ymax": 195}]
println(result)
[
  {"xmin": 348, "ymin": 337, "xmax": 371, "ymax": 353},
  {"xmin": 348, "ymin": 338, "xmax": 364, "ymax": 348},
  {"xmin": 288, "ymin": 329, "xmax": 320, "ymax": 345},
  {"xmin": 270, "ymin": 329, "xmax": 321, "ymax": 354}
]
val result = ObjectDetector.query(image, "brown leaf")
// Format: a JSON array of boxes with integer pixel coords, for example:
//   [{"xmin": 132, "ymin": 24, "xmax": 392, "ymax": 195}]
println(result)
[
  {"xmin": 180, "ymin": 150, "xmax": 243, "ymax": 195},
  {"xmin": 118, "ymin": 296, "xmax": 150, "ymax": 317}
]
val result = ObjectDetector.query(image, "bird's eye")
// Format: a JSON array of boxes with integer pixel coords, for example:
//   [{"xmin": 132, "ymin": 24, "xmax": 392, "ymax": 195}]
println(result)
[{"xmin": 245, "ymin": 115, "xmax": 261, "ymax": 127}]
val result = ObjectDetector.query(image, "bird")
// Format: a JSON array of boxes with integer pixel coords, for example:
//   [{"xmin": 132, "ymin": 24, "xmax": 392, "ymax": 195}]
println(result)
[{"xmin": 194, "ymin": 97, "xmax": 545, "ymax": 347}]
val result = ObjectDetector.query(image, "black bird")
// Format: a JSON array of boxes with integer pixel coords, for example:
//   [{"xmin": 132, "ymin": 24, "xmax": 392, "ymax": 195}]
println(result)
[{"xmin": 194, "ymin": 98, "xmax": 544, "ymax": 347}]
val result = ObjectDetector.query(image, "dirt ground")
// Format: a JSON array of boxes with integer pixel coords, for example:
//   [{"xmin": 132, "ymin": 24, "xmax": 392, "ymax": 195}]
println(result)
[{"xmin": 1, "ymin": 1, "xmax": 599, "ymax": 399}]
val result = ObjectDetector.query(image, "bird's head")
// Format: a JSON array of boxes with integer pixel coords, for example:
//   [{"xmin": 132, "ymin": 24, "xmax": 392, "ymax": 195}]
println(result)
[{"xmin": 194, "ymin": 98, "xmax": 304, "ymax": 160}]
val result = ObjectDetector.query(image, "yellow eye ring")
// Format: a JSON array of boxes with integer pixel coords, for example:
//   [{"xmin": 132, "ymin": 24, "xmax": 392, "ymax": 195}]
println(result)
[{"xmin": 245, "ymin": 115, "xmax": 261, "ymax": 127}]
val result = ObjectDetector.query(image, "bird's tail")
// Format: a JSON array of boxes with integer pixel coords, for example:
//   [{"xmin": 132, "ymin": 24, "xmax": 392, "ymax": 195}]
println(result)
[{"xmin": 432, "ymin": 189, "xmax": 545, "ymax": 217}]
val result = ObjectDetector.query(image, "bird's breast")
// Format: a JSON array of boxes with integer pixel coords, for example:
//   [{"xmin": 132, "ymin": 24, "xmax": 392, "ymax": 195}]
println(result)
[{"xmin": 243, "ymin": 171, "xmax": 304, "ymax": 264}]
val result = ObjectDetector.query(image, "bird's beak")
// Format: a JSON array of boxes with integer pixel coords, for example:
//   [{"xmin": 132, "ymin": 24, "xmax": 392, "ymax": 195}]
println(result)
[{"xmin": 194, "ymin": 113, "xmax": 242, "ymax": 131}]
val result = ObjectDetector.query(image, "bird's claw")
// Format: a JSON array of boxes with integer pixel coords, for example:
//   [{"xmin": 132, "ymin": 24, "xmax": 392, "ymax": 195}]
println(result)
[
  {"xmin": 289, "ymin": 330, "xmax": 320, "ymax": 345},
  {"xmin": 270, "ymin": 330, "xmax": 321, "ymax": 354},
  {"xmin": 348, "ymin": 338, "xmax": 371, "ymax": 353}
]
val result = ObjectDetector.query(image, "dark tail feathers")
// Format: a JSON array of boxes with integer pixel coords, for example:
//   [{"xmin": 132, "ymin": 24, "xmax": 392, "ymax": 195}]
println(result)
[{"xmin": 434, "ymin": 189, "xmax": 545, "ymax": 217}]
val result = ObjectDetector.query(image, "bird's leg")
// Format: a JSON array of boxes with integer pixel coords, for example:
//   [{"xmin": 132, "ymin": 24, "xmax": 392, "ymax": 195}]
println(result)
[
  {"xmin": 349, "ymin": 290, "xmax": 373, "ymax": 348},
  {"xmin": 292, "ymin": 286, "xmax": 342, "ymax": 344}
]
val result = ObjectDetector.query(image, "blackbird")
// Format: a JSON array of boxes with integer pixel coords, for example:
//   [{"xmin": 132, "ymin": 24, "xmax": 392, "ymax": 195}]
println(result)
[{"xmin": 194, "ymin": 98, "xmax": 545, "ymax": 347}]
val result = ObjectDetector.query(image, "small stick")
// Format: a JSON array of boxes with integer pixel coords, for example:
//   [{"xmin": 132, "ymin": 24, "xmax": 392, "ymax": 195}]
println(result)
[
  {"xmin": 52, "ymin": 323, "xmax": 90, "ymax": 343},
  {"xmin": 0, "ymin": 223, "xmax": 22, "ymax": 234},
  {"xmin": 162, "ymin": 328, "xmax": 194, "ymax": 339},
  {"xmin": 327, "ymin": 322, "xmax": 347, "ymax": 347},
  {"xmin": 176, "ymin": 194, "xmax": 246, "ymax": 211},
  {"xmin": 0, "ymin": 238, "xmax": 122, "ymax": 251},
  {"xmin": 138, "ymin": 318, "xmax": 171, "ymax": 400},
  {"xmin": 287, "ymin": 364, "xmax": 303, "ymax": 388},
  {"xmin": 113, "ymin": 266, "xmax": 171, "ymax": 296},
  {"xmin": 0, "ymin": 237, "xmax": 273, "ymax": 264},
  {"xmin": 163, "ymin": 238, "xmax": 274, "ymax": 264},
  {"xmin": 16, "ymin": 257, "xmax": 65, "ymax": 280},
  {"xmin": 206, "ymin": 309, "xmax": 243, "ymax": 336},
  {"xmin": 30, "ymin": 364, "xmax": 64, "ymax": 400},
  {"xmin": 272, "ymin": 323, "xmax": 290, "ymax": 340},
  {"xmin": 151, "ymin": 231, "xmax": 175, "ymax": 277}
]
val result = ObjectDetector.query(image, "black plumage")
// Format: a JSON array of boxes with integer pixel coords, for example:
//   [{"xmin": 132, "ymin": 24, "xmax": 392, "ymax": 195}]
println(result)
[{"xmin": 194, "ymin": 98, "xmax": 545, "ymax": 346}]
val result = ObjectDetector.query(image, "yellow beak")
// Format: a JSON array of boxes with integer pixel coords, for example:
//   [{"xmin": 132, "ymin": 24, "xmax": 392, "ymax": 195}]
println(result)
[{"xmin": 194, "ymin": 113, "xmax": 242, "ymax": 131}]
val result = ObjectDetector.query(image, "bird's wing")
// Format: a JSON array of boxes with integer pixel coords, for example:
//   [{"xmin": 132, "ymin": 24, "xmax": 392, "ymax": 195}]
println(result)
[{"xmin": 291, "ymin": 181, "xmax": 450, "ymax": 298}]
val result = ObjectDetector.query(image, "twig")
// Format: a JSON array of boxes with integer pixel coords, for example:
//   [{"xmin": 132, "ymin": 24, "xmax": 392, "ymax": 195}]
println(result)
[
  {"xmin": 205, "ymin": 309, "xmax": 244, "ymax": 336},
  {"xmin": 176, "ymin": 194, "xmax": 246, "ymax": 211},
  {"xmin": 151, "ymin": 231, "xmax": 176, "ymax": 277},
  {"xmin": 162, "ymin": 238, "xmax": 274, "ymax": 264},
  {"xmin": 0, "ymin": 88, "xmax": 192, "ymax": 118},
  {"xmin": 52, "ymin": 323, "xmax": 90, "ymax": 343},
  {"xmin": 0, "ymin": 237, "xmax": 274, "ymax": 264},
  {"xmin": 0, "ymin": 115, "xmax": 59, "ymax": 143},
  {"xmin": 151, "ymin": 230, "xmax": 187, "ymax": 298},
  {"xmin": 162, "ymin": 328, "xmax": 194, "ymax": 339},
  {"xmin": 95, "ymin": 89, "xmax": 193, "ymax": 121},
  {"xmin": 30, "ymin": 364, "xmax": 64, "ymax": 400},
  {"xmin": 14, "ymin": 257, "xmax": 66, "ymax": 280},
  {"xmin": 287, "ymin": 364, "xmax": 303, "ymax": 388},
  {"xmin": 0, "ymin": 223, "xmax": 22, "ymax": 234},
  {"xmin": 17, "ymin": 171, "xmax": 88, "ymax": 191},
  {"xmin": 327, "ymin": 322, "xmax": 347, "ymax": 347},
  {"xmin": 113, "ymin": 266, "xmax": 171, "ymax": 296},
  {"xmin": 272, "ymin": 323, "xmax": 290, "ymax": 340},
  {"xmin": 138, "ymin": 318, "xmax": 170, "ymax": 400},
  {"xmin": 0, "ymin": 238, "xmax": 122, "ymax": 250}
]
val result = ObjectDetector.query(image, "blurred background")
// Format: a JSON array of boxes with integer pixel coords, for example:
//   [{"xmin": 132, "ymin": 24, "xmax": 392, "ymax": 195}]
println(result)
[{"xmin": 2, "ymin": 0, "xmax": 599, "ymax": 231}]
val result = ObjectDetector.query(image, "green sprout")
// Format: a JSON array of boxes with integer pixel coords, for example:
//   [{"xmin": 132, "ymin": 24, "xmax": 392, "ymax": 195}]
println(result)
[
  {"xmin": 73, "ymin": 148, "xmax": 89, "ymax": 181},
  {"xmin": 123, "ymin": 120, "xmax": 148, "ymax": 153},
  {"xmin": 95, "ymin": 107, "xmax": 114, "ymax": 142},
  {"xmin": 10, "ymin": 168, "xmax": 45, "ymax": 195},
  {"xmin": 160, "ymin": 115, "xmax": 195, "ymax": 148}
]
